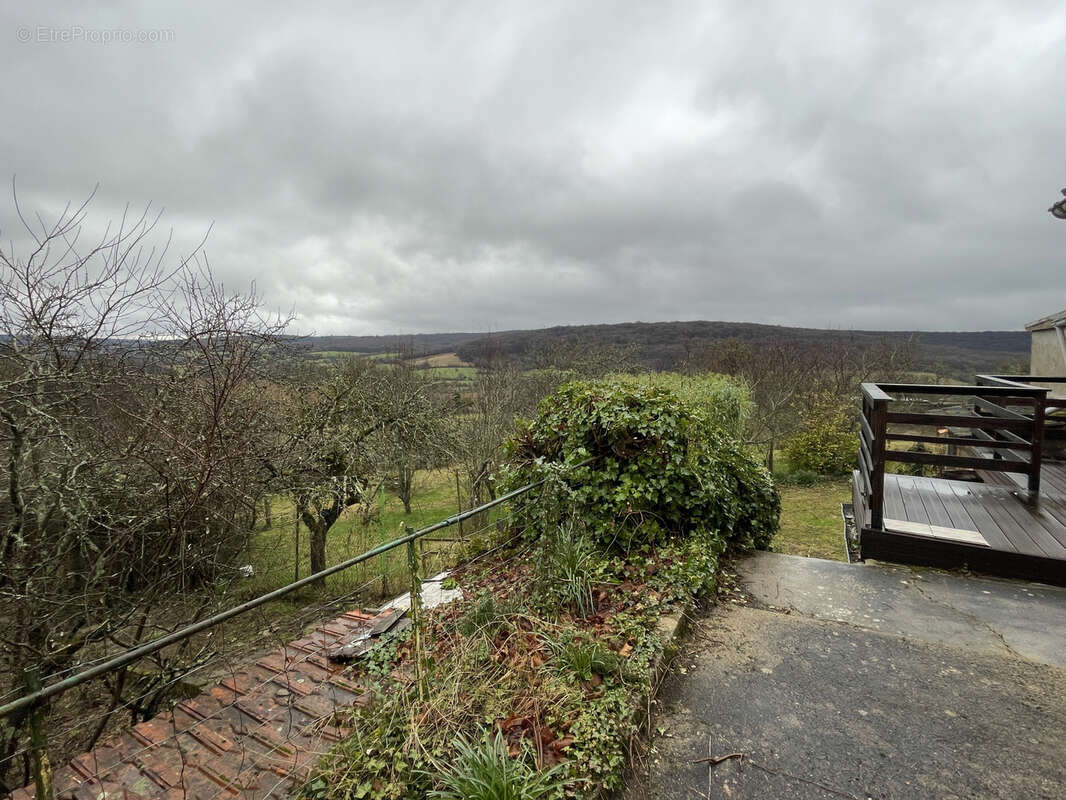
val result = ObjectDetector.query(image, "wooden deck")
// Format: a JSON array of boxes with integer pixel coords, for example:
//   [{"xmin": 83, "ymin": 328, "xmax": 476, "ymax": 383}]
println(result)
[
  {"xmin": 854, "ymin": 378, "xmax": 1066, "ymax": 585},
  {"xmin": 856, "ymin": 471, "xmax": 1066, "ymax": 585},
  {"xmin": 976, "ymin": 458, "xmax": 1066, "ymax": 496}
]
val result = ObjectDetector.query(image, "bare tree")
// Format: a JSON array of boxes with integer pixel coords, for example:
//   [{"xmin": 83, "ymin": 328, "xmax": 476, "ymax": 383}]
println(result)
[
  {"xmin": 685, "ymin": 337, "xmax": 912, "ymax": 470},
  {"xmin": 0, "ymin": 187, "xmax": 288, "ymax": 791},
  {"xmin": 449, "ymin": 359, "xmax": 560, "ymax": 507},
  {"xmin": 527, "ymin": 340, "xmax": 642, "ymax": 377},
  {"xmin": 383, "ymin": 350, "xmax": 451, "ymax": 515},
  {"xmin": 279, "ymin": 357, "xmax": 447, "ymax": 576}
]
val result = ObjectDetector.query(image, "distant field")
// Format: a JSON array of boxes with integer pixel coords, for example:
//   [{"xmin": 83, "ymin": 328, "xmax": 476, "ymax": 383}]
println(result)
[
  {"xmin": 423, "ymin": 365, "xmax": 477, "ymax": 379},
  {"xmin": 304, "ymin": 349, "xmax": 478, "ymax": 381},
  {"xmin": 307, "ymin": 349, "xmax": 363, "ymax": 360},
  {"xmin": 409, "ymin": 352, "xmax": 472, "ymax": 368}
]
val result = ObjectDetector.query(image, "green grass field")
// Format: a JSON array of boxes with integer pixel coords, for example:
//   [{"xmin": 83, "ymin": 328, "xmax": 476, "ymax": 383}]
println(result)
[
  {"xmin": 772, "ymin": 479, "xmax": 850, "ymax": 561},
  {"xmin": 241, "ymin": 465, "xmax": 851, "ymax": 608},
  {"xmin": 241, "ymin": 470, "xmax": 493, "ymax": 602},
  {"xmin": 305, "ymin": 352, "xmax": 476, "ymax": 381},
  {"xmin": 422, "ymin": 365, "xmax": 477, "ymax": 379}
]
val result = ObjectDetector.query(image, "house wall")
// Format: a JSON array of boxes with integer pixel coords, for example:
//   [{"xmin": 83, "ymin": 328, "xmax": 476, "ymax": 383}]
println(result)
[{"xmin": 1030, "ymin": 328, "xmax": 1066, "ymax": 399}]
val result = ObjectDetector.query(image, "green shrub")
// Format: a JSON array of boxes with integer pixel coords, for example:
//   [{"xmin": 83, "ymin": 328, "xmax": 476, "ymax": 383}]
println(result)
[
  {"xmin": 649, "ymin": 526, "xmax": 728, "ymax": 601},
  {"xmin": 500, "ymin": 375, "xmax": 779, "ymax": 553},
  {"xmin": 772, "ymin": 466, "xmax": 824, "ymax": 486},
  {"xmin": 783, "ymin": 398, "xmax": 857, "ymax": 477},
  {"xmin": 607, "ymin": 372, "xmax": 753, "ymax": 440}
]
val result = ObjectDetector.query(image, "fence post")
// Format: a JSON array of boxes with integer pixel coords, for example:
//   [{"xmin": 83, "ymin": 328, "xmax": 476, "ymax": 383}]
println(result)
[
  {"xmin": 380, "ymin": 484, "xmax": 389, "ymax": 596},
  {"xmin": 1029, "ymin": 390, "xmax": 1047, "ymax": 496},
  {"xmin": 293, "ymin": 513, "xmax": 300, "ymax": 584},
  {"xmin": 870, "ymin": 398, "xmax": 887, "ymax": 530},
  {"xmin": 405, "ymin": 531, "xmax": 426, "ymax": 702},
  {"xmin": 454, "ymin": 471, "xmax": 464, "ymax": 542},
  {"xmin": 24, "ymin": 669, "xmax": 54, "ymax": 800}
]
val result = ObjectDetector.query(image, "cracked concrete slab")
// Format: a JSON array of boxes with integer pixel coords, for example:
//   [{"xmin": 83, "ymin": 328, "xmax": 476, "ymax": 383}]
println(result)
[
  {"xmin": 740, "ymin": 552, "xmax": 1066, "ymax": 668},
  {"xmin": 624, "ymin": 553, "xmax": 1066, "ymax": 800}
]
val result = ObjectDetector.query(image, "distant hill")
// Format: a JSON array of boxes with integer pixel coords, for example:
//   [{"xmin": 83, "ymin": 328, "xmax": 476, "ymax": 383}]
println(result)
[
  {"xmin": 296, "ymin": 332, "xmax": 482, "ymax": 355},
  {"xmin": 300, "ymin": 321, "xmax": 1031, "ymax": 380}
]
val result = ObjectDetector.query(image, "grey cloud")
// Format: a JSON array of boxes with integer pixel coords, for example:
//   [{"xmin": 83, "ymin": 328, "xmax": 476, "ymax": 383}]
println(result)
[{"xmin": 2, "ymin": 0, "xmax": 1065, "ymax": 336}]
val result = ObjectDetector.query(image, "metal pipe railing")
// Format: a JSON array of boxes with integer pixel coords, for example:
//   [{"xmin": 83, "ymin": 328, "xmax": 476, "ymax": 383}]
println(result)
[{"xmin": 0, "ymin": 479, "xmax": 542, "ymax": 721}]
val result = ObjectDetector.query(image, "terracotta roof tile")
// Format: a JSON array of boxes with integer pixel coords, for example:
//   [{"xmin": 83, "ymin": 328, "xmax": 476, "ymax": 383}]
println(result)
[{"xmin": 21, "ymin": 607, "xmax": 395, "ymax": 800}]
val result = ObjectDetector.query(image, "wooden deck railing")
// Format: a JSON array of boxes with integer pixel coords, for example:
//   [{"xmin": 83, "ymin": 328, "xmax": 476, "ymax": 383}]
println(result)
[
  {"xmin": 858, "ymin": 380, "xmax": 1049, "ymax": 530},
  {"xmin": 978, "ymin": 374, "xmax": 1066, "ymax": 406}
]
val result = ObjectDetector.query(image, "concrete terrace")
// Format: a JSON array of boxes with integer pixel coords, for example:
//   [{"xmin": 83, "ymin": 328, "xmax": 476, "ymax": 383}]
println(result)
[{"xmin": 626, "ymin": 552, "xmax": 1066, "ymax": 800}]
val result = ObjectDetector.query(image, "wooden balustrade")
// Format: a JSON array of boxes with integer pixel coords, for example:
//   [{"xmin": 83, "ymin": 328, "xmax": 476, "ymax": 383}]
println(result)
[{"xmin": 858, "ymin": 379, "xmax": 1049, "ymax": 531}]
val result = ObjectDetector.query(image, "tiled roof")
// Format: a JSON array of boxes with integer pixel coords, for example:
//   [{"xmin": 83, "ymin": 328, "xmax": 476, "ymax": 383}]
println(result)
[{"xmin": 12, "ymin": 608, "xmax": 389, "ymax": 800}]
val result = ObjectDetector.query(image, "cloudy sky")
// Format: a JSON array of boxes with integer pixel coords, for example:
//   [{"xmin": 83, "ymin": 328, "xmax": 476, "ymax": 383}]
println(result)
[{"xmin": 2, "ymin": 1, "xmax": 1065, "ymax": 335}]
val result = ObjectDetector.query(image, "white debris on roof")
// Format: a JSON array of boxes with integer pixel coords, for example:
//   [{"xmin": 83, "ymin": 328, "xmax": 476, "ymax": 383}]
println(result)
[{"xmin": 386, "ymin": 570, "xmax": 463, "ymax": 612}]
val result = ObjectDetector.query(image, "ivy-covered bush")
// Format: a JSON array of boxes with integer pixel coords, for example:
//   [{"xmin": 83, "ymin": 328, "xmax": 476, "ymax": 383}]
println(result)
[
  {"xmin": 612, "ymin": 372, "xmax": 753, "ymax": 440},
  {"xmin": 783, "ymin": 396, "xmax": 857, "ymax": 477},
  {"xmin": 500, "ymin": 374, "xmax": 779, "ymax": 552}
]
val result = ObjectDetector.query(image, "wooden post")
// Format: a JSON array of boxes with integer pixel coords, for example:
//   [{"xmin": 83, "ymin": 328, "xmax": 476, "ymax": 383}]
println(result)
[
  {"xmin": 24, "ymin": 670, "xmax": 54, "ymax": 800},
  {"xmin": 380, "ymin": 483, "xmax": 389, "ymax": 596},
  {"xmin": 869, "ymin": 398, "xmax": 887, "ymax": 530},
  {"xmin": 454, "ymin": 471, "xmax": 464, "ymax": 542},
  {"xmin": 293, "ymin": 513, "xmax": 300, "ymax": 584},
  {"xmin": 405, "ymin": 534, "xmax": 425, "ymax": 702},
  {"xmin": 1029, "ymin": 389, "xmax": 1047, "ymax": 496}
]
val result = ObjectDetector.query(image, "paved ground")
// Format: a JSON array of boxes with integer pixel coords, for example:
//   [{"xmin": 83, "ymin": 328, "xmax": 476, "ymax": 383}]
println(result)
[{"xmin": 624, "ymin": 553, "xmax": 1066, "ymax": 800}]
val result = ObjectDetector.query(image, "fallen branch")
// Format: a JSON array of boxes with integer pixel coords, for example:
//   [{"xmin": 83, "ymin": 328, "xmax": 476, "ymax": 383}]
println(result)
[{"xmin": 693, "ymin": 752, "xmax": 743, "ymax": 766}]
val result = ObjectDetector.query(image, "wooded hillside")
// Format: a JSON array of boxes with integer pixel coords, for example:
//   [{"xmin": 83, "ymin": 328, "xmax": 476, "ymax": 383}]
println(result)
[{"xmin": 301, "ymin": 320, "xmax": 1030, "ymax": 379}]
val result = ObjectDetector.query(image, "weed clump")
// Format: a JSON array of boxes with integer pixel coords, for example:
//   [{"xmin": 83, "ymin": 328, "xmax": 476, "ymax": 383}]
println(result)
[
  {"xmin": 542, "ymin": 632, "xmax": 626, "ymax": 684},
  {"xmin": 425, "ymin": 730, "xmax": 568, "ymax": 800},
  {"xmin": 533, "ymin": 523, "xmax": 602, "ymax": 618}
]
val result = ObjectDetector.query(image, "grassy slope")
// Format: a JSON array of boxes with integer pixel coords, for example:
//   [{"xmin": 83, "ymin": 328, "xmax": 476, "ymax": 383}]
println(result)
[
  {"xmin": 245, "ymin": 470, "xmax": 854, "ymax": 594},
  {"xmin": 242, "ymin": 464, "xmax": 852, "ymax": 603},
  {"xmin": 242, "ymin": 469, "xmax": 468, "ymax": 600},
  {"xmin": 773, "ymin": 479, "xmax": 851, "ymax": 561}
]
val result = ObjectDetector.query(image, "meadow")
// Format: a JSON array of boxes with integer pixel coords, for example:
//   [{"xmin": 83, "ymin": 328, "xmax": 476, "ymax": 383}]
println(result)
[
  {"xmin": 241, "ymin": 465, "xmax": 851, "ymax": 605},
  {"xmin": 241, "ymin": 469, "xmax": 495, "ymax": 601}
]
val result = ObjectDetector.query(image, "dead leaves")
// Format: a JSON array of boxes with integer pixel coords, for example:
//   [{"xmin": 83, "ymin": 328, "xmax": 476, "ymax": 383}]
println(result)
[{"xmin": 496, "ymin": 714, "xmax": 574, "ymax": 766}]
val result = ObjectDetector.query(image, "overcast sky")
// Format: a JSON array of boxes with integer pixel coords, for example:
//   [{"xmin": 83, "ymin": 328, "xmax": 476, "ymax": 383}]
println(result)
[{"xmin": 2, "ymin": 1, "xmax": 1065, "ymax": 335}]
